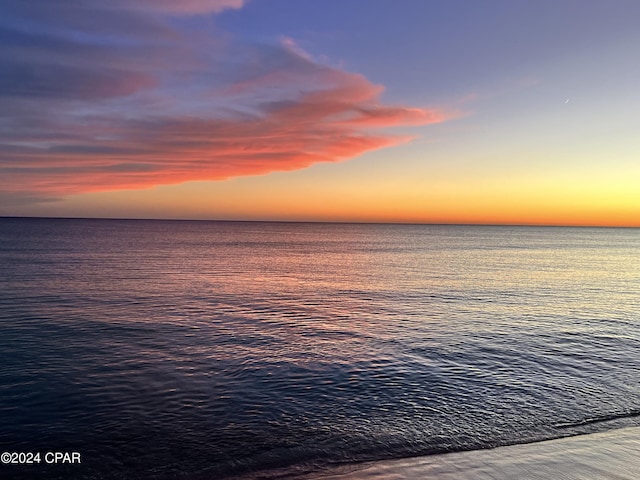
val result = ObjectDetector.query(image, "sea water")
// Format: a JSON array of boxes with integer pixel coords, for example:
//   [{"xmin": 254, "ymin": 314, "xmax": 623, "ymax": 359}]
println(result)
[{"xmin": 0, "ymin": 218, "xmax": 639, "ymax": 479}]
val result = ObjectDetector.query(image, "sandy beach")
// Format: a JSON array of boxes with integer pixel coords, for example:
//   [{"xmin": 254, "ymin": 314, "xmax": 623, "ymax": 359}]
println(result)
[{"xmin": 313, "ymin": 427, "xmax": 640, "ymax": 480}]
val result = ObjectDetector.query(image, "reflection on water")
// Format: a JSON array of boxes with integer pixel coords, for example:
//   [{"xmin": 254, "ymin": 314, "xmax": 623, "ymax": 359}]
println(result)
[{"xmin": 0, "ymin": 219, "xmax": 639, "ymax": 479}]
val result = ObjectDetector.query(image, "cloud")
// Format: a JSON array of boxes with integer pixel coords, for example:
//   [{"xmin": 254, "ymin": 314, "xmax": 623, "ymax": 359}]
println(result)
[
  {"xmin": 0, "ymin": 1, "xmax": 456, "ymax": 200},
  {"xmin": 114, "ymin": 0, "xmax": 247, "ymax": 15},
  {"xmin": 0, "ymin": 61, "xmax": 155, "ymax": 100}
]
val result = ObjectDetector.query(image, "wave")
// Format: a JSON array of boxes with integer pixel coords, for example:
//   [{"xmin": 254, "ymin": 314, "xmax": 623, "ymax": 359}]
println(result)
[{"xmin": 553, "ymin": 409, "xmax": 640, "ymax": 429}]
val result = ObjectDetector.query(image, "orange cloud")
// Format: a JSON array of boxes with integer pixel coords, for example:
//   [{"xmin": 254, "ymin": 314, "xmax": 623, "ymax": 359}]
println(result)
[
  {"xmin": 2, "ymin": 74, "xmax": 451, "ymax": 196},
  {"xmin": 0, "ymin": 9, "xmax": 457, "ymax": 202}
]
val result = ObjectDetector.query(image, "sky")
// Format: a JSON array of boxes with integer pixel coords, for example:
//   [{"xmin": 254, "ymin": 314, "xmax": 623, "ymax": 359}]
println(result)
[{"xmin": 1, "ymin": 0, "xmax": 639, "ymax": 226}]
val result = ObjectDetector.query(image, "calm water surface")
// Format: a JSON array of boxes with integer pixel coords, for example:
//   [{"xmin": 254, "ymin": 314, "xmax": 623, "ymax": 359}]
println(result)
[{"xmin": 0, "ymin": 218, "xmax": 639, "ymax": 479}]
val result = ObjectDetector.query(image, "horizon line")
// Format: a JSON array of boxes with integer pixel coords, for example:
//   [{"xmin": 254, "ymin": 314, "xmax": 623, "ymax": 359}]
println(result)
[{"xmin": 1, "ymin": 215, "xmax": 638, "ymax": 229}]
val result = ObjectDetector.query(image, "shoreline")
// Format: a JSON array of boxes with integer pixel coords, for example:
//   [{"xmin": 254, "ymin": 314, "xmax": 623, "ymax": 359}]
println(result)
[{"xmin": 308, "ymin": 426, "xmax": 640, "ymax": 479}]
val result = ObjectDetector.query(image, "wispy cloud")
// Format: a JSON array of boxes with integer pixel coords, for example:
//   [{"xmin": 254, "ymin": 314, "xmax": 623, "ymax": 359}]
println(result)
[
  {"xmin": 109, "ymin": 0, "xmax": 247, "ymax": 15},
  {"xmin": 0, "ymin": 1, "xmax": 456, "ymax": 201}
]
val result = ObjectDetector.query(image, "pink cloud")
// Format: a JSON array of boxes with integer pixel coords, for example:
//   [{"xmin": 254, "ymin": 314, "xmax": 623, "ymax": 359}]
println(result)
[
  {"xmin": 0, "ymin": 15, "xmax": 458, "ymax": 201},
  {"xmin": 110, "ymin": 0, "xmax": 246, "ymax": 15},
  {"xmin": 263, "ymin": 72, "xmax": 453, "ymax": 128},
  {"xmin": 1, "ymin": 72, "xmax": 456, "ymax": 197}
]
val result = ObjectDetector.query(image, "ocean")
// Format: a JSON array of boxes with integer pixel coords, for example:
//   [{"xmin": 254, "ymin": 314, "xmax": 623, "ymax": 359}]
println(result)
[{"xmin": 0, "ymin": 218, "xmax": 639, "ymax": 479}]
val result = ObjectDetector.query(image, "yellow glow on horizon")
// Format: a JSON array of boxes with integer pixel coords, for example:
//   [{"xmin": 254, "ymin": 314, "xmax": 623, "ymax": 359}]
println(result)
[{"xmin": 28, "ymin": 158, "xmax": 640, "ymax": 228}]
